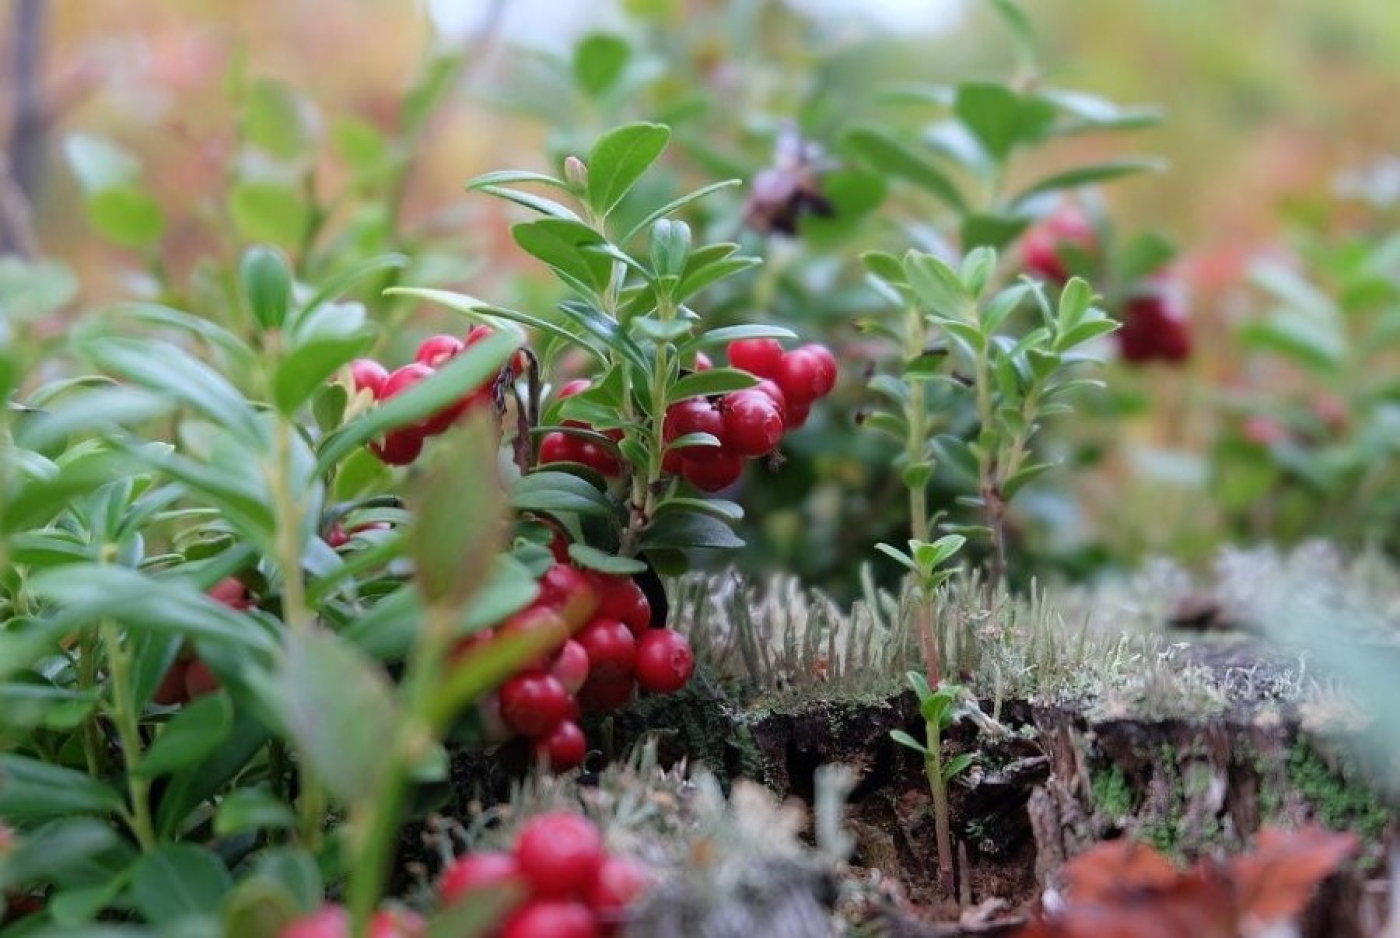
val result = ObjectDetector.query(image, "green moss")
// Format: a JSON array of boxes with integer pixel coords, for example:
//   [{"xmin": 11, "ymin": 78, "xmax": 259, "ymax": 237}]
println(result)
[
  {"xmin": 1287, "ymin": 741, "xmax": 1391, "ymax": 841},
  {"xmin": 1092, "ymin": 765, "xmax": 1134, "ymax": 817}
]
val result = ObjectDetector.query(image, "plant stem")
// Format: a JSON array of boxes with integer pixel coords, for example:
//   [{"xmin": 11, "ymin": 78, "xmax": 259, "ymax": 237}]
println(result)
[
  {"xmin": 924, "ymin": 726, "xmax": 954, "ymax": 895},
  {"xmin": 268, "ymin": 415, "xmax": 326, "ymax": 851},
  {"xmin": 100, "ymin": 620, "xmax": 156, "ymax": 852},
  {"xmin": 905, "ymin": 305, "xmax": 941, "ymax": 686},
  {"xmin": 77, "ymin": 632, "xmax": 104, "ymax": 778}
]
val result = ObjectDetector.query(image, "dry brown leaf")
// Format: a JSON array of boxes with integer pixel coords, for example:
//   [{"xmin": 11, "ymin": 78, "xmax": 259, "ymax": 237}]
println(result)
[{"xmin": 1230, "ymin": 823, "xmax": 1358, "ymax": 924}]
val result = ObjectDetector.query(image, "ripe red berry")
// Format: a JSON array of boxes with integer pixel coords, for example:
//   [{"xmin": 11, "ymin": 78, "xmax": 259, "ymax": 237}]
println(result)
[
  {"xmin": 776, "ymin": 347, "xmax": 836, "ymax": 406},
  {"xmin": 513, "ymin": 812, "xmax": 605, "ymax": 899},
  {"xmin": 371, "ymin": 427, "xmax": 425, "ymax": 466},
  {"xmin": 785, "ymin": 401, "xmax": 812, "ymax": 430},
  {"xmin": 1118, "ymin": 285, "xmax": 1191, "ymax": 364},
  {"xmin": 348, "ymin": 359, "xmax": 389, "ymax": 398},
  {"xmin": 415, "ymin": 334, "xmax": 465, "ymax": 367},
  {"xmin": 575, "ymin": 618, "xmax": 637, "ymax": 684},
  {"xmin": 692, "ymin": 351, "xmax": 714, "ymax": 371},
  {"xmin": 439, "ymin": 851, "xmax": 522, "ymax": 905},
  {"xmin": 681, "ymin": 450, "xmax": 744, "ymax": 492},
  {"xmin": 380, "ymin": 362, "xmax": 435, "ymax": 409},
  {"xmin": 634, "ymin": 629, "xmax": 694, "ymax": 694},
  {"xmin": 534, "ymin": 720, "xmax": 588, "ymax": 772},
  {"xmin": 727, "ymin": 338, "xmax": 785, "ymax": 379},
  {"xmin": 721, "ymin": 390, "xmax": 785, "ymax": 458},
  {"xmin": 557, "ymin": 379, "xmax": 592, "ymax": 399},
  {"xmin": 577, "ymin": 671, "xmax": 636, "ymax": 712},
  {"xmin": 208, "ymin": 577, "xmax": 253, "ymax": 610},
  {"xmin": 183, "ymin": 659, "xmax": 221, "ymax": 698},
  {"xmin": 498, "ymin": 671, "xmax": 573, "ymax": 738},
  {"xmin": 588, "ymin": 856, "xmax": 655, "ymax": 923},
  {"xmin": 572, "ymin": 440, "xmax": 622, "ymax": 477},
  {"xmin": 151, "ymin": 660, "xmax": 190, "ymax": 705},
  {"xmin": 550, "ymin": 639, "xmax": 591, "ymax": 694},
  {"xmin": 663, "ymin": 398, "xmax": 724, "ymax": 443},
  {"xmin": 536, "ymin": 564, "xmax": 599, "ymax": 619},
  {"xmin": 281, "ymin": 905, "xmax": 347, "ymax": 938},
  {"xmin": 498, "ymin": 606, "xmax": 570, "ymax": 667},
  {"xmin": 1021, "ymin": 209, "xmax": 1096, "ymax": 284},
  {"xmin": 751, "ymin": 378, "xmax": 786, "ymax": 411},
  {"xmin": 539, "ymin": 431, "xmax": 581, "ymax": 465},
  {"xmin": 595, "ymin": 577, "xmax": 651, "ymax": 638},
  {"xmin": 502, "ymin": 900, "xmax": 598, "ymax": 938}
]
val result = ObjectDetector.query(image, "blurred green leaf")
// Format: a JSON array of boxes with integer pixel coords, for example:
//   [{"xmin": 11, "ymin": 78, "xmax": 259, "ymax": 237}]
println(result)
[
  {"xmin": 130, "ymin": 845, "xmax": 231, "ymax": 926},
  {"xmin": 0, "ymin": 257, "xmax": 78, "ymax": 322},
  {"xmin": 954, "ymin": 83, "xmax": 1056, "ymax": 161},
  {"xmin": 961, "ymin": 213, "xmax": 1029, "ymax": 253},
  {"xmin": 214, "ymin": 787, "xmax": 297, "ymax": 838},
  {"xmin": 276, "ymin": 627, "xmax": 402, "ymax": 805},
  {"xmin": 229, "ymin": 182, "xmax": 310, "ymax": 246},
  {"xmin": 0, "ymin": 818, "xmax": 122, "ymax": 893},
  {"xmin": 155, "ymin": 712, "xmax": 269, "ymax": 838},
  {"xmin": 574, "ymin": 34, "xmax": 631, "ymax": 98},
  {"xmin": 1011, "ymin": 159, "xmax": 1164, "ymax": 207},
  {"xmin": 842, "ymin": 127, "xmax": 966, "ymax": 211},
  {"xmin": 240, "ymin": 246, "xmax": 292, "ymax": 331},
  {"xmin": 243, "ymin": 79, "xmax": 314, "ymax": 159},
  {"xmin": 0, "ymin": 755, "xmax": 125, "ymax": 821},
  {"xmin": 65, "ymin": 134, "xmax": 140, "ymax": 192},
  {"xmin": 87, "ymin": 187, "xmax": 165, "ymax": 248}
]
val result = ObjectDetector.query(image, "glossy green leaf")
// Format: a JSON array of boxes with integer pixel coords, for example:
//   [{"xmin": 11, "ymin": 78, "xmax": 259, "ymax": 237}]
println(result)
[
  {"xmin": 513, "ymin": 218, "xmax": 615, "ymax": 296},
  {"xmin": 889, "ymin": 729, "xmax": 928, "ymax": 755},
  {"xmin": 620, "ymin": 179, "xmax": 741, "ymax": 246},
  {"xmin": 667, "ymin": 367, "xmax": 758, "ymax": 403},
  {"xmin": 905, "ymin": 252, "xmax": 969, "ymax": 317},
  {"xmin": 586, "ymin": 122, "xmax": 671, "ymax": 218},
  {"xmin": 510, "ymin": 470, "xmax": 614, "ymax": 518},
  {"xmin": 476, "ymin": 184, "xmax": 581, "ymax": 221},
  {"xmin": 639, "ymin": 509, "xmax": 744, "ymax": 550},
  {"xmin": 129, "ymin": 845, "xmax": 232, "ymax": 926},
  {"xmin": 134, "ymin": 693, "xmax": 234, "ymax": 778},
  {"xmin": 650, "ymin": 496, "xmax": 743, "ymax": 523},
  {"xmin": 567, "ymin": 543, "xmax": 647, "ymax": 575}
]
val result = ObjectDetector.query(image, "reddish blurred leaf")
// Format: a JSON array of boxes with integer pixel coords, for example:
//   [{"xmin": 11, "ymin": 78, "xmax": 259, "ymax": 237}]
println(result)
[
  {"xmin": 1231, "ymin": 824, "xmax": 1357, "ymax": 924},
  {"xmin": 1058, "ymin": 838, "xmax": 1180, "ymax": 901}
]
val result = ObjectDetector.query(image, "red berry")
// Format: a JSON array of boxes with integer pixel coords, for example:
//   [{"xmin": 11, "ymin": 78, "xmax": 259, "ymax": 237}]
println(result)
[
  {"xmin": 575, "ymin": 618, "xmax": 637, "ymax": 684},
  {"xmin": 1022, "ymin": 209, "xmax": 1096, "ymax": 284},
  {"xmin": 464, "ymin": 323, "xmax": 495, "ymax": 346},
  {"xmin": 573, "ymin": 440, "xmax": 622, "ymax": 477},
  {"xmin": 663, "ymin": 398, "xmax": 723, "ymax": 444},
  {"xmin": 589, "ymin": 856, "xmax": 655, "ymax": 922},
  {"xmin": 727, "ymin": 338, "xmax": 785, "ymax": 379},
  {"xmin": 370, "ymin": 910, "xmax": 424, "ymax": 938},
  {"xmin": 151, "ymin": 660, "xmax": 190, "ymax": 705},
  {"xmin": 595, "ymin": 577, "xmax": 651, "ymax": 638},
  {"xmin": 720, "ymin": 390, "xmax": 785, "ymax": 458},
  {"xmin": 415, "ymin": 334, "xmax": 465, "ymax": 367},
  {"xmin": 551, "ymin": 640, "xmax": 591, "ymax": 694},
  {"xmin": 557, "ymin": 379, "xmax": 592, "ymax": 399},
  {"xmin": 577, "ymin": 672, "xmax": 635, "ymax": 713},
  {"xmin": 502, "ymin": 900, "xmax": 598, "ymax": 938},
  {"xmin": 499, "ymin": 606, "xmax": 570, "ymax": 667},
  {"xmin": 380, "ymin": 362, "xmax": 435, "ymax": 409},
  {"xmin": 634, "ymin": 629, "xmax": 694, "ymax": 694},
  {"xmin": 183, "ymin": 658, "xmax": 221, "ymax": 698},
  {"xmin": 751, "ymin": 378, "xmax": 787, "ymax": 411},
  {"xmin": 776, "ymin": 347, "xmax": 836, "ymax": 406},
  {"xmin": 681, "ymin": 450, "xmax": 744, "ymax": 492},
  {"xmin": 439, "ymin": 851, "xmax": 522, "ymax": 905},
  {"xmin": 661, "ymin": 448, "xmax": 685, "ymax": 475},
  {"xmin": 1118, "ymin": 285, "xmax": 1191, "ymax": 364},
  {"xmin": 692, "ymin": 351, "xmax": 713, "ymax": 371},
  {"xmin": 513, "ymin": 813, "xmax": 605, "ymax": 899},
  {"xmin": 785, "ymin": 401, "xmax": 812, "ymax": 429},
  {"xmin": 208, "ymin": 577, "xmax": 253, "ymax": 610},
  {"xmin": 534, "ymin": 720, "xmax": 588, "ymax": 771},
  {"xmin": 371, "ymin": 427, "xmax": 425, "ymax": 466},
  {"xmin": 540, "ymin": 431, "xmax": 581, "ymax": 465},
  {"xmin": 536, "ymin": 564, "xmax": 600, "ymax": 619},
  {"xmin": 499, "ymin": 670, "xmax": 572, "ymax": 738},
  {"xmin": 281, "ymin": 905, "xmax": 347, "ymax": 938},
  {"xmin": 348, "ymin": 359, "xmax": 389, "ymax": 398}
]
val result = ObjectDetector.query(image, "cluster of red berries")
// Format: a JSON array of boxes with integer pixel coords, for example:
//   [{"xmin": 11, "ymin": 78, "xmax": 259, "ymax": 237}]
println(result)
[
  {"xmin": 352, "ymin": 326, "xmax": 522, "ymax": 467},
  {"xmin": 151, "ymin": 577, "xmax": 250, "ymax": 705},
  {"xmin": 537, "ymin": 379, "xmax": 623, "ymax": 477},
  {"xmin": 437, "ymin": 811, "xmax": 653, "ymax": 938},
  {"xmin": 461, "ymin": 558, "xmax": 695, "ymax": 772},
  {"xmin": 660, "ymin": 339, "xmax": 837, "ymax": 493},
  {"xmin": 1022, "ymin": 208, "xmax": 1192, "ymax": 365}
]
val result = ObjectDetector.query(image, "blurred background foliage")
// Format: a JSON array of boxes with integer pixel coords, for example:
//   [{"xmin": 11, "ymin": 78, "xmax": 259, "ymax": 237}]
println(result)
[{"xmin": 5, "ymin": 0, "xmax": 1400, "ymax": 598}]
